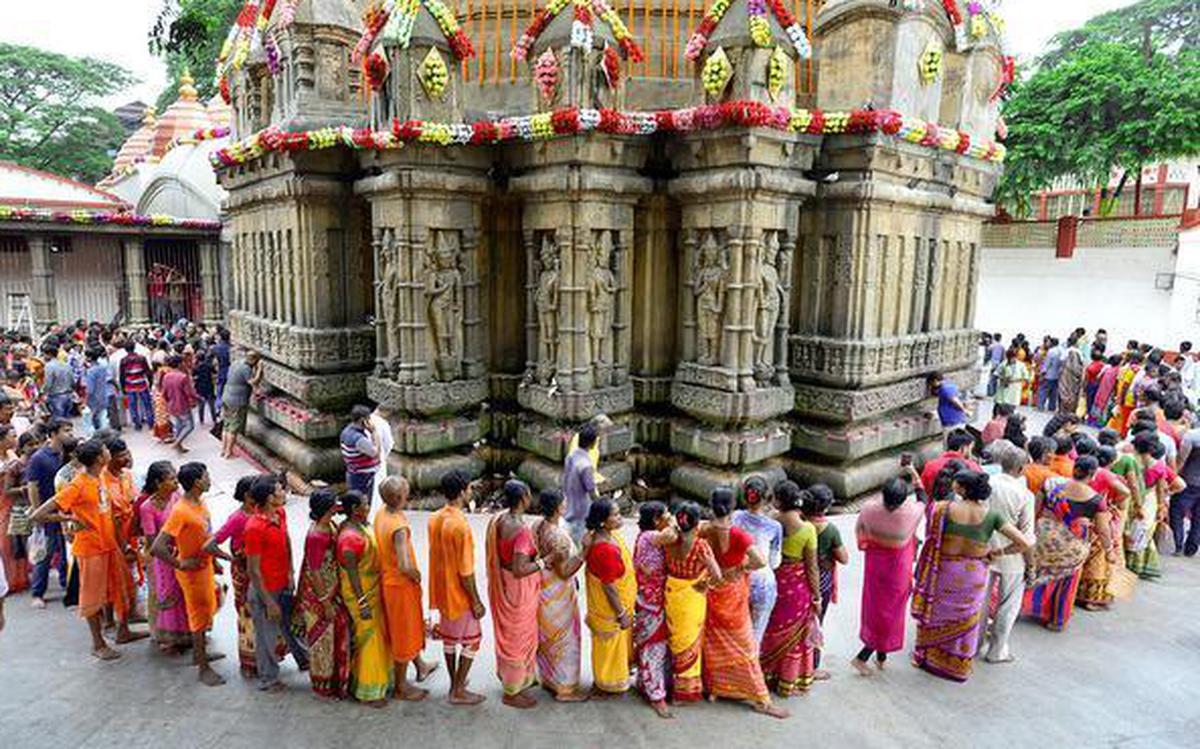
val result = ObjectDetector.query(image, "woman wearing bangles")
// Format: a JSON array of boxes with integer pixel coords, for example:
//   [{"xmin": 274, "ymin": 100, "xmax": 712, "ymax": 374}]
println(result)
[
  {"xmin": 701, "ymin": 488, "xmax": 789, "ymax": 719},
  {"xmin": 533, "ymin": 489, "xmax": 589, "ymax": 702},
  {"xmin": 584, "ymin": 498, "xmax": 637, "ymax": 697},
  {"xmin": 336, "ymin": 490, "xmax": 392, "ymax": 706},
  {"xmin": 664, "ymin": 501, "xmax": 722, "ymax": 703}
]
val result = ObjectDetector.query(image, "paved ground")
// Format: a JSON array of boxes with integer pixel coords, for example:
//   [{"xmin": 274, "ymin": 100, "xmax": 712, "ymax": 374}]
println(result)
[{"xmin": 1, "ymin": 410, "xmax": 1198, "ymax": 749}]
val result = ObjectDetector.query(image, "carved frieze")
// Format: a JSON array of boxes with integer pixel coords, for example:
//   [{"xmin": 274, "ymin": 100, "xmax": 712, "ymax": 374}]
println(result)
[
  {"xmin": 366, "ymin": 376, "xmax": 488, "ymax": 417},
  {"xmin": 788, "ymin": 329, "xmax": 978, "ymax": 388},
  {"xmin": 793, "ymin": 366, "xmax": 977, "ymax": 423},
  {"xmin": 230, "ymin": 311, "xmax": 375, "ymax": 373}
]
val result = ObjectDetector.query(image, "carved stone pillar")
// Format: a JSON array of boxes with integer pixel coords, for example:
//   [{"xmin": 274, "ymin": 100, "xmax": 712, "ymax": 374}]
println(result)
[
  {"xmin": 667, "ymin": 130, "xmax": 817, "ymax": 500},
  {"xmin": 198, "ymin": 238, "xmax": 222, "ymax": 324},
  {"xmin": 508, "ymin": 139, "xmax": 651, "ymax": 492},
  {"xmin": 122, "ymin": 237, "xmax": 149, "ymax": 325},
  {"xmin": 357, "ymin": 158, "xmax": 491, "ymax": 491},
  {"xmin": 28, "ymin": 234, "xmax": 58, "ymax": 331}
]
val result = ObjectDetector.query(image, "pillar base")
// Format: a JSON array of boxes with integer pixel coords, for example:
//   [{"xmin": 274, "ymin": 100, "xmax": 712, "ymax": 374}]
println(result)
[
  {"xmin": 669, "ymin": 420, "xmax": 791, "ymax": 466},
  {"xmin": 517, "ymin": 382, "xmax": 634, "ymax": 422},
  {"xmin": 669, "ymin": 461, "xmax": 788, "ymax": 503}
]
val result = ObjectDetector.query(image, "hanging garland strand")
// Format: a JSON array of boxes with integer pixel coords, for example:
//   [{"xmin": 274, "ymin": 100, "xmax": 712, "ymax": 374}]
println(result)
[
  {"xmin": 210, "ymin": 100, "xmax": 1006, "ymax": 167},
  {"xmin": 512, "ymin": 0, "xmax": 643, "ymax": 62}
]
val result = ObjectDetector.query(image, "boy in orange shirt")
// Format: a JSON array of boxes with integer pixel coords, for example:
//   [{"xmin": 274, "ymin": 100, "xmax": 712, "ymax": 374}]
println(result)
[
  {"xmin": 152, "ymin": 462, "xmax": 232, "ymax": 686},
  {"xmin": 30, "ymin": 440, "xmax": 148, "ymax": 659},
  {"xmin": 428, "ymin": 470, "xmax": 486, "ymax": 706}
]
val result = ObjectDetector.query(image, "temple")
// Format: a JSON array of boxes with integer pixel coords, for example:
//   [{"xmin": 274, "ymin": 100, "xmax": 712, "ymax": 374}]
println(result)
[{"xmin": 214, "ymin": 0, "xmax": 1007, "ymax": 501}]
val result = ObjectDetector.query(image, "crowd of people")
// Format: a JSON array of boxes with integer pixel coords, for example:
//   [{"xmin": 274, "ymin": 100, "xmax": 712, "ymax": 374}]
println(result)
[{"xmin": 0, "ymin": 319, "xmax": 1196, "ymax": 718}]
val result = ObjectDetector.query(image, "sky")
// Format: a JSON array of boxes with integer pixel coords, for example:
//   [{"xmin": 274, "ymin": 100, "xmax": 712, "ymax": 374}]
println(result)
[{"xmin": 0, "ymin": 0, "xmax": 1142, "ymax": 109}]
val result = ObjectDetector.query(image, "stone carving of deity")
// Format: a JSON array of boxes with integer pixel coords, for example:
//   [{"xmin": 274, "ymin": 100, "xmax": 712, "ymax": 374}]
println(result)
[
  {"xmin": 694, "ymin": 232, "xmax": 727, "ymax": 367},
  {"xmin": 379, "ymin": 232, "xmax": 402, "ymax": 369},
  {"xmin": 534, "ymin": 234, "xmax": 560, "ymax": 384},
  {"xmin": 588, "ymin": 232, "xmax": 617, "ymax": 382},
  {"xmin": 426, "ymin": 230, "xmax": 464, "ymax": 382},
  {"xmin": 754, "ymin": 232, "xmax": 784, "ymax": 381}
]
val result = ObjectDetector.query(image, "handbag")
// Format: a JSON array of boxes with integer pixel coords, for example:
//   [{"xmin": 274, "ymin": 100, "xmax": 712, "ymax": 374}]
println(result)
[{"xmin": 7, "ymin": 503, "xmax": 31, "ymax": 536}]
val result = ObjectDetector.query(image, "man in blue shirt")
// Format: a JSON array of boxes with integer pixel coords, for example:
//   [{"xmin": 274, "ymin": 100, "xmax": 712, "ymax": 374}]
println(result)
[
  {"xmin": 25, "ymin": 418, "xmax": 73, "ymax": 608},
  {"xmin": 1039, "ymin": 338, "xmax": 1064, "ymax": 411},
  {"xmin": 83, "ymin": 347, "xmax": 113, "ymax": 431},
  {"xmin": 929, "ymin": 372, "xmax": 968, "ymax": 428},
  {"xmin": 212, "ymin": 329, "xmax": 232, "ymax": 408},
  {"xmin": 561, "ymin": 423, "xmax": 600, "ymax": 545}
]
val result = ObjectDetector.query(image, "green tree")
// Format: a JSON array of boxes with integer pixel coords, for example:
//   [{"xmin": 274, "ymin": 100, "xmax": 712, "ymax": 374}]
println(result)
[
  {"xmin": 996, "ymin": 0, "xmax": 1200, "ymax": 215},
  {"xmin": 150, "ymin": 0, "xmax": 242, "ymax": 110},
  {"xmin": 0, "ymin": 43, "xmax": 135, "ymax": 185}
]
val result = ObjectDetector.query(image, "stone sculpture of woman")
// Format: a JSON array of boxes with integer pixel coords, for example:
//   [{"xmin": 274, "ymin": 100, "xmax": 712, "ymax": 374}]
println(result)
[
  {"xmin": 694, "ymin": 232, "xmax": 726, "ymax": 366},
  {"xmin": 754, "ymin": 232, "xmax": 784, "ymax": 381},
  {"xmin": 589, "ymin": 232, "xmax": 617, "ymax": 382},
  {"xmin": 426, "ymin": 231, "xmax": 463, "ymax": 381},
  {"xmin": 534, "ymin": 234, "xmax": 560, "ymax": 383}
]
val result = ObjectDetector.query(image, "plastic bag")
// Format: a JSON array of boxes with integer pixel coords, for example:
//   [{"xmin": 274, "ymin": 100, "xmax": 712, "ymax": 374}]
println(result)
[{"xmin": 27, "ymin": 524, "xmax": 47, "ymax": 565}]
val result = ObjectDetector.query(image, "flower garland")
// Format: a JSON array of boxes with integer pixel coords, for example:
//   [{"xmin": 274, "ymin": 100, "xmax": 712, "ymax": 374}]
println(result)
[
  {"xmin": 209, "ymin": 100, "xmax": 1006, "ymax": 168},
  {"xmin": 535, "ymin": 49, "xmax": 560, "ymax": 101},
  {"xmin": 511, "ymin": 0, "xmax": 643, "ymax": 62},
  {"xmin": 420, "ymin": 47, "xmax": 450, "ymax": 99},
  {"xmin": 0, "ymin": 206, "xmax": 220, "ymax": 231},
  {"xmin": 351, "ymin": 0, "xmax": 475, "ymax": 64},
  {"xmin": 702, "ymin": 48, "xmax": 733, "ymax": 98},
  {"xmin": 989, "ymin": 55, "xmax": 1015, "ymax": 102},
  {"xmin": 601, "ymin": 45, "xmax": 621, "ymax": 89},
  {"xmin": 167, "ymin": 126, "xmax": 232, "ymax": 152},
  {"xmin": 215, "ymin": 0, "xmax": 282, "ymax": 97},
  {"xmin": 686, "ymin": 0, "xmax": 810, "ymax": 63},
  {"xmin": 767, "ymin": 46, "xmax": 787, "ymax": 101},
  {"xmin": 942, "ymin": 0, "xmax": 962, "ymax": 25},
  {"xmin": 364, "ymin": 49, "xmax": 391, "ymax": 91}
]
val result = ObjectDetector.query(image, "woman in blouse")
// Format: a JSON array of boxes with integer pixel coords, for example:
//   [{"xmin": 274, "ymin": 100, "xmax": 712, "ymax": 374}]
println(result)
[
  {"xmin": 486, "ymin": 480, "xmax": 544, "ymax": 708},
  {"xmin": 913, "ymin": 470, "xmax": 1030, "ymax": 682},
  {"xmin": 336, "ymin": 490, "xmax": 392, "ymax": 705},
  {"xmin": 294, "ymin": 488, "xmax": 351, "ymax": 699},
  {"xmin": 632, "ymin": 501, "xmax": 674, "ymax": 718},
  {"xmin": 532, "ymin": 489, "xmax": 588, "ymax": 702},
  {"xmin": 137, "ymin": 461, "xmax": 190, "ymax": 653},
  {"xmin": 805, "ymin": 484, "xmax": 848, "ymax": 678},
  {"xmin": 759, "ymin": 481, "xmax": 822, "ymax": 696},
  {"xmin": 211, "ymin": 475, "xmax": 276, "ymax": 677},
  {"xmin": 731, "ymin": 476, "xmax": 782, "ymax": 646},
  {"xmin": 701, "ymin": 488, "xmax": 788, "ymax": 718},
  {"xmin": 584, "ymin": 498, "xmax": 637, "ymax": 697},
  {"xmin": 664, "ymin": 500, "xmax": 722, "ymax": 703}
]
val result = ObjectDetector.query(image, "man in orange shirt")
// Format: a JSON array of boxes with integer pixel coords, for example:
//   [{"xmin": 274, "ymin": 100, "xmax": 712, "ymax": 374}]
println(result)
[
  {"xmin": 101, "ymin": 437, "xmax": 144, "ymax": 624},
  {"xmin": 428, "ymin": 470, "xmax": 486, "ymax": 706},
  {"xmin": 1023, "ymin": 436, "xmax": 1058, "ymax": 500},
  {"xmin": 30, "ymin": 439, "xmax": 148, "ymax": 659},
  {"xmin": 152, "ymin": 462, "xmax": 231, "ymax": 686},
  {"xmin": 376, "ymin": 476, "xmax": 439, "ymax": 701}
]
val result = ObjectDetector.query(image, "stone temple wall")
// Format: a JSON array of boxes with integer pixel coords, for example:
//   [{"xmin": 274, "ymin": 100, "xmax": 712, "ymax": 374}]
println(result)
[{"xmin": 217, "ymin": 0, "xmax": 1004, "ymax": 501}]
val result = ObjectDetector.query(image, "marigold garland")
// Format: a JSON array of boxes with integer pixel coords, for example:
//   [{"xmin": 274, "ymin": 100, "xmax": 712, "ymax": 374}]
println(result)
[
  {"xmin": 767, "ymin": 46, "xmax": 787, "ymax": 101},
  {"xmin": 601, "ymin": 45, "xmax": 621, "ymax": 89},
  {"xmin": 420, "ymin": 47, "xmax": 449, "ymax": 99},
  {"xmin": 209, "ymin": 100, "xmax": 1006, "ymax": 169},
  {"xmin": 0, "ymin": 206, "xmax": 220, "ymax": 231},
  {"xmin": 351, "ymin": 0, "xmax": 475, "ymax": 64},
  {"xmin": 512, "ymin": 0, "xmax": 643, "ymax": 62},
  {"xmin": 534, "ymin": 49, "xmax": 560, "ymax": 101},
  {"xmin": 702, "ymin": 48, "xmax": 733, "ymax": 98},
  {"xmin": 686, "ymin": 0, "xmax": 810, "ymax": 63},
  {"xmin": 215, "ymin": 0, "xmax": 282, "ymax": 94}
]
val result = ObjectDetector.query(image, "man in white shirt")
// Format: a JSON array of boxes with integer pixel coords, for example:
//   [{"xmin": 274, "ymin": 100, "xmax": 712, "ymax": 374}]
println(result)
[
  {"xmin": 369, "ymin": 406, "xmax": 395, "ymax": 509},
  {"xmin": 977, "ymin": 439, "xmax": 1036, "ymax": 663}
]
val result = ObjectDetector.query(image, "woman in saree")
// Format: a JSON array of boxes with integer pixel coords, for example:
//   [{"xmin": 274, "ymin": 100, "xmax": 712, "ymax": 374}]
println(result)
[
  {"xmin": 632, "ymin": 501, "xmax": 674, "ymax": 718},
  {"xmin": 294, "ymin": 488, "xmax": 351, "ymax": 699},
  {"xmin": 1085, "ymin": 449, "xmax": 1132, "ymax": 606},
  {"xmin": 532, "ymin": 489, "xmax": 588, "ymax": 703},
  {"xmin": 1091, "ymin": 355, "xmax": 1122, "ymax": 426},
  {"xmin": 759, "ymin": 481, "xmax": 821, "ymax": 696},
  {"xmin": 486, "ymin": 479, "xmax": 544, "ymax": 709},
  {"xmin": 211, "ymin": 475, "xmax": 274, "ymax": 677},
  {"xmin": 150, "ymin": 362, "xmax": 173, "ymax": 443},
  {"xmin": 994, "ymin": 348, "xmax": 1028, "ymax": 408},
  {"xmin": 731, "ymin": 476, "xmax": 782, "ymax": 646},
  {"xmin": 912, "ymin": 470, "xmax": 1029, "ymax": 682},
  {"xmin": 852, "ymin": 470, "xmax": 925, "ymax": 676},
  {"xmin": 1124, "ymin": 434, "xmax": 1179, "ymax": 579},
  {"xmin": 137, "ymin": 461, "xmax": 191, "ymax": 653},
  {"xmin": 1022, "ymin": 457, "xmax": 1114, "ymax": 630},
  {"xmin": 584, "ymin": 498, "xmax": 637, "ymax": 697},
  {"xmin": 805, "ymin": 484, "xmax": 847, "ymax": 677},
  {"xmin": 701, "ymin": 488, "xmax": 788, "ymax": 719},
  {"xmin": 337, "ymin": 490, "xmax": 392, "ymax": 706},
  {"xmin": 0, "ymin": 425, "xmax": 30, "ymax": 595},
  {"xmin": 1057, "ymin": 339, "xmax": 1086, "ymax": 416},
  {"xmin": 664, "ymin": 500, "xmax": 722, "ymax": 703}
]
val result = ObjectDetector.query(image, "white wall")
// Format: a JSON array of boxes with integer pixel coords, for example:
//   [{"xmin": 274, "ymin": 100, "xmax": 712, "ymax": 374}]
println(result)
[
  {"xmin": 1168, "ymin": 226, "xmax": 1200, "ymax": 346},
  {"xmin": 974, "ymin": 243, "xmax": 1182, "ymax": 349}
]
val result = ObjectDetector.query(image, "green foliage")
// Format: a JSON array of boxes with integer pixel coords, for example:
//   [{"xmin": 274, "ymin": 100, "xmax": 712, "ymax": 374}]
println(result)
[
  {"xmin": 150, "ymin": 0, "xmax": 242, "ymax": 109},
  {"xmin": 0, "ymin": 42, "xmax": 135, "ymax": 185},
  {"xmin": 996, "ymin": 0, "xmax": 1200, "ymax": 215}
]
